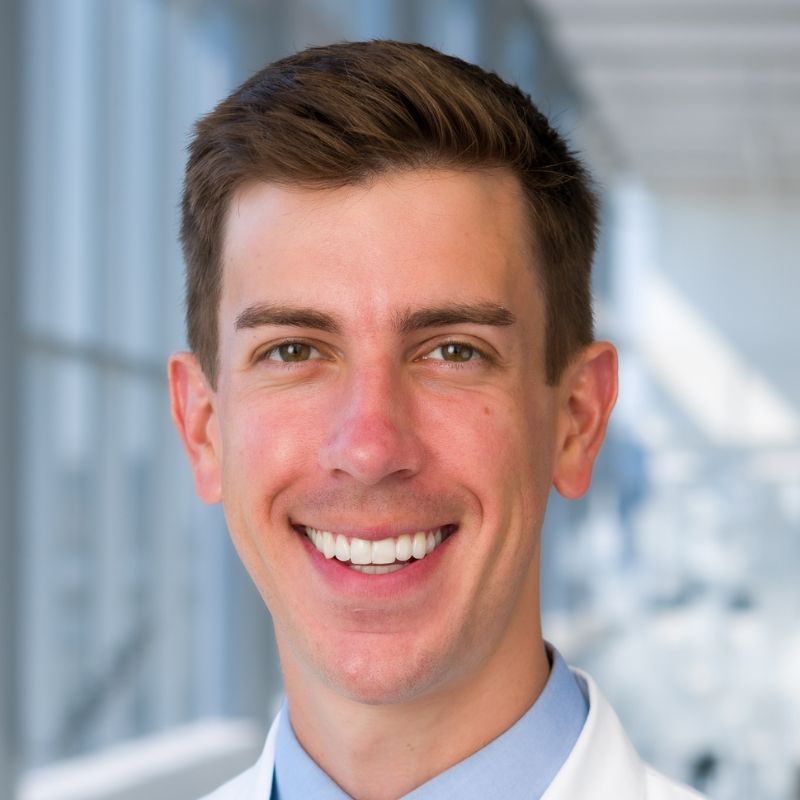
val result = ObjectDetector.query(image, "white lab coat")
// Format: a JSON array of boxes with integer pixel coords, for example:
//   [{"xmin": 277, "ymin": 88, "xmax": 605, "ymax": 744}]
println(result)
[{"xmin": 201, "ymin": 669, "xmax": 706, "ymax": 799}]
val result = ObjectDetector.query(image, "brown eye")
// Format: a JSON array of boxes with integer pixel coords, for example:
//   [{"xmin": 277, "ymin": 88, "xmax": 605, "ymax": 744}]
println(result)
[
  {"xmin": 438, "ymin": 342, "xmax": 476, "ymax": 362},
  {"xmin": 264, "ymin": 342, "xmax": 317, "ymax": 362}
]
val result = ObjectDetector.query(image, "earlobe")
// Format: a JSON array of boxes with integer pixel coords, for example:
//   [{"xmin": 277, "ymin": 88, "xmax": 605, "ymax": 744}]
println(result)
[
  {"xmin": 552, "ymin": 342, "xmax": 618, "ymax": 500},
  {"xmin": 168, "ymin": 352, "xmax": 223, "ymax": 504}
]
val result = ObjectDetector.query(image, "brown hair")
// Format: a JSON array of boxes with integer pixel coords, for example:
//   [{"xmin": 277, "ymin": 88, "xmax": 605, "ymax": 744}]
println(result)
[{"xmin": 181, "ymin": 40, "xmax": 598, "ymax": 387}]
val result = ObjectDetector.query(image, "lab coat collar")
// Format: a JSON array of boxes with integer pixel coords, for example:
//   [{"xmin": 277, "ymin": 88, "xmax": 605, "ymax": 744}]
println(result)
[{"xmin": 203, "ymin": 668, "xmax": 703, "ymax": 800}]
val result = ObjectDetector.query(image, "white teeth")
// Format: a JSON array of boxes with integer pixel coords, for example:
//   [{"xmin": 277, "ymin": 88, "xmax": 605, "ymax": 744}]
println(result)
[
  {"xmin": 335, "ymin": 534, "xmax": 350, "ymax": 562},
  {"xmin": 371, "ymin": 538, "xmax": 397, "ymax": 565},
  {"xmin": 396, "ymin": 534, "xmax": 412, "ymax": 562},
  {"xmin": 350, "ymin": 563, "xmax": 406, "ymax": 575},
  {"xmin": 304, "ymin": 526, "xmax": 451, "ymax": 569},
  {"xmin": 349, "ymin": 537, "xmax": 372, "ymax": 565}
]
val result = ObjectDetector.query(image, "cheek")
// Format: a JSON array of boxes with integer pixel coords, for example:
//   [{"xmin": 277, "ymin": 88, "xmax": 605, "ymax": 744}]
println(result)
[
  {"xmin": 223, "ymin": 392, "xmax": 325, "ymax": 480},
  {"xmin": 423, "ymin": 386, "xmax": 556, "ymax": 572},
  {"xmin": 216, "ymin": 396, "xmax": 326, "ymax": 570},
  {"xmin": 217, "ymin": 398, "xmax": 317, "ymax": 589},
  {"xmin": 423, "ymin": 387, "xmax": 551, "ymax": 483}
]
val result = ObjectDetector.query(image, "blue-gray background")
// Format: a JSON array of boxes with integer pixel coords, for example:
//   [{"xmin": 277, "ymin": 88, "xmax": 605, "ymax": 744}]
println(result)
[{"xmin": 1, "ymin": 1, "xmax": 798, "ymax": 798}]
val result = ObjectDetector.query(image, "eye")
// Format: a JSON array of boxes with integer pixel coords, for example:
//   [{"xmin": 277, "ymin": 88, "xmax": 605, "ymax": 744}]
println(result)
[
  {"xmin": 261, "ymin": 341, "xmax": 321, "ymax": 363},
  {"xmin": 425, "ymin": 342, "xmax": 483, "ymax": 363}
]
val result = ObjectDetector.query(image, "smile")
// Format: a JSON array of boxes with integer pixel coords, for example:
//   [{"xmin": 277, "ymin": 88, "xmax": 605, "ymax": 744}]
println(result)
[{"xmin": 302, "ymin": 525, "xmax": 456, "ymax": 574}]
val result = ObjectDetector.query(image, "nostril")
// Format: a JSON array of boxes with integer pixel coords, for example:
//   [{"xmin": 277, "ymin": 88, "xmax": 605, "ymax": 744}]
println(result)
[{"xmin": 319, "ymin": 413, "xmax": 424, "ymax": 485}]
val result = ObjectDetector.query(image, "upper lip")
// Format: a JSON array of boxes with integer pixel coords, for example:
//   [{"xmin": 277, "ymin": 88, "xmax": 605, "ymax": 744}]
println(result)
[{"xmin": 292, "ymin": 521, "xmax": 457, "ymax": 541}]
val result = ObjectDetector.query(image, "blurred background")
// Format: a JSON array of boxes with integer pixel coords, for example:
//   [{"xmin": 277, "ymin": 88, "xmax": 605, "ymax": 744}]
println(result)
[{"xmin": 0, "ymin": 1, "xmax": 798, "ymax": 798}]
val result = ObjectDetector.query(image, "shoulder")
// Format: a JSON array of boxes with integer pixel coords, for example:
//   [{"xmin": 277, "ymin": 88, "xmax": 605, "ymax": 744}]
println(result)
[
  {"xmin": 643, "ymin": 764, "xmax": 706, "ymax": 799},
  {"xmin": 198, "ymin": 711, "xmax": 280, "ymax": 800},
  {"xmin": 198, "ymin": 764, "xmax": 259, "ymax": 800},
  {"xmin": 543, "ymin": 669, "xmax": 707, "ymax": 800}
]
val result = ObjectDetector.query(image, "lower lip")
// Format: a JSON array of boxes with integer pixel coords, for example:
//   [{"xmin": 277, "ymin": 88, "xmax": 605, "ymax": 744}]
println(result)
[{"xmin": 297, "ymin": 528, "xmax": 454, "ymax": 599}]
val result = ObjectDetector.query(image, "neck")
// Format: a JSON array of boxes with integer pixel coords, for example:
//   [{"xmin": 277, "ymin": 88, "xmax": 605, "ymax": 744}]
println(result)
[{"xmin": 279, "ymin": 597, "xmax": 549, "ymax": 800}]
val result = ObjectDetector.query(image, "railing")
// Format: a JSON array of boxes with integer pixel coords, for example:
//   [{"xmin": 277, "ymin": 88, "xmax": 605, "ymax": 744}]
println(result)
[{"xmin": 18, "ymin": 719, "xmax": 264, "ymax": 800}]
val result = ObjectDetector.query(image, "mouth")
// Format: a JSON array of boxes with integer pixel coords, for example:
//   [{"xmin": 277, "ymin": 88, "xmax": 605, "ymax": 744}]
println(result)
[{"xmin": 294, "ymin": 523, "xmax": 457, "ymax": 574}]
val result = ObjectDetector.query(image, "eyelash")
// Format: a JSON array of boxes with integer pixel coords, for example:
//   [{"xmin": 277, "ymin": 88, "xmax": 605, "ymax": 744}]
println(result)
[
  {"xmin": 418, "ymin": 340, "xmax": 492, "ymax": 367},
  {"xmin": 256, "ymin": 339, "xmax": 325, "ymax": 364},
  {"xmin": 255, "ymin": 339, "xmax": 493, "ymax": 367}
]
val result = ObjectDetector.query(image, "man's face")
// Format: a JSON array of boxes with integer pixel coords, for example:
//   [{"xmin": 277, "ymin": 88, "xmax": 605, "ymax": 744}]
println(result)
[{"xmin": 190, "ymin": 169, "xmax": 569, "ymax": 703}]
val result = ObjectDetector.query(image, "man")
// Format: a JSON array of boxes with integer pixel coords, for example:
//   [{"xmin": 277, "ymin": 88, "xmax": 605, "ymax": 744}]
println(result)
[{"xmin": 169, "ymin": 40, "xmax": 704, "ymax": 799}]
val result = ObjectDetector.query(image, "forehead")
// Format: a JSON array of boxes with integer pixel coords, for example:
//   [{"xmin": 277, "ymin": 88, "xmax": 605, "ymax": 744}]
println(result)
[{"xmin": 219, "ymin": 168, "xmax": 539, "ymax": 328}]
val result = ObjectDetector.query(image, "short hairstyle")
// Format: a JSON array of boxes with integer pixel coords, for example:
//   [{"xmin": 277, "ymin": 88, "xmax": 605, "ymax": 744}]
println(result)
[{"xmin": 181, "ymin": 40, "xmax": 598, "ymax": 387}]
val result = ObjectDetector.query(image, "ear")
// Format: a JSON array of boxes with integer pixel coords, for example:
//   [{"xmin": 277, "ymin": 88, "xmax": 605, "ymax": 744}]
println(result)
[
  {"xmin": 552, "ymin": 342, "xmax": 618, "ymax": 500},
  {"xmin": 168, "ymin": 352, "xmax": 222, "ymax": 504}
]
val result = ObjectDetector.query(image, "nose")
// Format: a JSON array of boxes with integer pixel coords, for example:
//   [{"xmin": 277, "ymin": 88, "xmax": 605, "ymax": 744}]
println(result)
[{"xmin": 318, "ymin": 365, "xmax": 424, "ymax": 486}]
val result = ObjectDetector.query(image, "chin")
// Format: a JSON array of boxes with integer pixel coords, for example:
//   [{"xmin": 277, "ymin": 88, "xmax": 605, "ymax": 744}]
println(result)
[{"xmin": 318, "ymin": 634, "xmax": 460, "ymax": 706}]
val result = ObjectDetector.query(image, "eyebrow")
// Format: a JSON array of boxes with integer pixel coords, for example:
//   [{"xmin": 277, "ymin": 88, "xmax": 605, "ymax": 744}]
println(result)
[
  {"xmin": 234, "ymin": 301, "xmax": 516, "ymax": 335},
  {"xmin": 395, "ymin": 303, "xmax": 516, "ymax": 335},
  {"xmin": 235, "ymin": 305, "xmax": 342, "ymax": 334}
]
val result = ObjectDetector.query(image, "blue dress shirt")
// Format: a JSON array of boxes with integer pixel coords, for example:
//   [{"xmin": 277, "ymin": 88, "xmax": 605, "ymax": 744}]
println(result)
[{"xmin": 272, "ymin": 644, "xmax": 588, "ymax": 799}]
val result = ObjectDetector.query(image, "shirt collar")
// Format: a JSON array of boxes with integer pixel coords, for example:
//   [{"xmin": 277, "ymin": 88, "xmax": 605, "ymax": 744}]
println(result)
[{"xmin": 273, "ymin": 643, "xmax": 588, "ymax": 800}]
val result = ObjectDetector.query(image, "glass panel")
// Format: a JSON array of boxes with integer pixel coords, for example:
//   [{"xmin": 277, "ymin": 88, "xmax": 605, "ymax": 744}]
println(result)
[
  {"xmin": 23, "ymin": 0, "xmax": 103, "ymax": 345},
  {"xmin": 101, "ymin": 0, "xmax": 163, "ymax": 359},
  {"xmin": 21, "ymin": 352, "xmax": 100, "ymax": 766}
]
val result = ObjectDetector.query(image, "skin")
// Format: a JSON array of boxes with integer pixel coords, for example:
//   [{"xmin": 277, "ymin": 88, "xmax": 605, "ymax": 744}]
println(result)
[{"xmin": 169, "ymin": 168, "xmax": 617, "ymax": 799}]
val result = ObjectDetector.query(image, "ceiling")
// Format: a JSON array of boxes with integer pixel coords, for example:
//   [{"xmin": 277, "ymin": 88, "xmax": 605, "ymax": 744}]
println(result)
[{"xmin": 532, "ymin": 0, "xmax": 800, "ymax": 190}]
